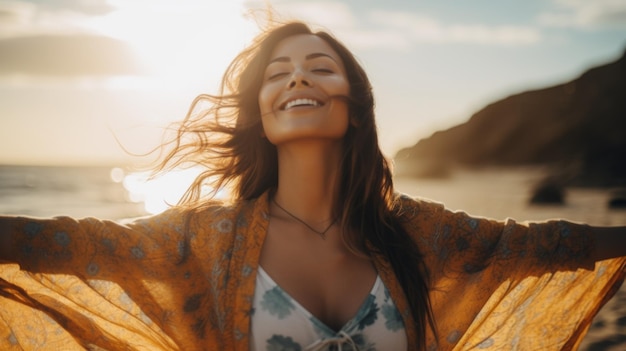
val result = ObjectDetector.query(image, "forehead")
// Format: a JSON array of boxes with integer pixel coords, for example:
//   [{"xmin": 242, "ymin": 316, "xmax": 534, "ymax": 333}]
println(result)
[{"xmin": 269, "ymin": 34, "xmax": 343, "ymax": 64}]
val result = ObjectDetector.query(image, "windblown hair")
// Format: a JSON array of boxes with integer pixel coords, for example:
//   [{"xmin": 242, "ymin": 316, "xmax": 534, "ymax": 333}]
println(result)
[{"xmin": 157, "ymin": 22, "xmax": 436, "ymax": 349}]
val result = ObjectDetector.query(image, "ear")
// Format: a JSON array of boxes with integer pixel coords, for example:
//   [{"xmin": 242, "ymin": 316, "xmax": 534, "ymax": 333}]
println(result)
[{"xmin": 350, "ymin": 114, "xmax": 360, "ymax": 127}]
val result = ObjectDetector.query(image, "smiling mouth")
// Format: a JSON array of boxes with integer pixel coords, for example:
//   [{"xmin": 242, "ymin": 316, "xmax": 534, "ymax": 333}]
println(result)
[{"xmin": 281, "ymin": 98, "xmax": 323, "ymax": 110}]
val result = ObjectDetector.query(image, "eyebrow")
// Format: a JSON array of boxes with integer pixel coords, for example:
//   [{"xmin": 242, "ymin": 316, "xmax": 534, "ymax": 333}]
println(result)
[{"xmin": 268, "ymin": 52, "xmax": 338, "ymax": 65}]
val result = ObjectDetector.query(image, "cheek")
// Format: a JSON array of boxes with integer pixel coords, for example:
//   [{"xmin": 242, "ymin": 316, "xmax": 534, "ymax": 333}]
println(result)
[
  {"xmin": 334, "ymin": 76, "xmax": 350, "ymax": 95},
  {"xmin": 260, "ymin": 115, "xmax": 282, "ymax": 144},
  {"xmin": 258, "ymin": 85, "xmax": 276, "ymax": 115}
]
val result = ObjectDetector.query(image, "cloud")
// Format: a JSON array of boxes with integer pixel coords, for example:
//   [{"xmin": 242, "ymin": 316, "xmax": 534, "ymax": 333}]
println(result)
[
  {"xmin": 244, "ymin": 1, "xmax": 541, "ymax": 49},
  {"xmin": 0, "ymin": 1, "xmax": 139, "ymax": 78},
  {"xmin": 19, "ymin": 0, "xmax": 114, "ymax": 16},
  {"xmin": 539, "ymin": 0, "xmax": 626, "ymax": 28},
  {"xmin": 0, "ymin": 7, "xmax": 19, "ymax": 22},
  {"xmin": 0, "ymin": 0, "xmax": 102, "ymax": 38},
  {"xmin": 367, "ymin": 11, "xmax": 541, "ymax": 46},
  {"xmin": 0, "ymin": 34, "xmax": 144, "ymax": 76},
  {"xmin": 334, "ymin": 28, "xmax": 413, "ymax": 50},
  {"xmin": 0, "ymin": 1, "xmax": 36, "ymax": 29}
]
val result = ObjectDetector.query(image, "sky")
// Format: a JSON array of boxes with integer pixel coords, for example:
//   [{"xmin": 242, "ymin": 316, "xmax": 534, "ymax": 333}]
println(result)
[{"xmin": 0, "ymin": 0, "xmax": 625, "ymax": 166}]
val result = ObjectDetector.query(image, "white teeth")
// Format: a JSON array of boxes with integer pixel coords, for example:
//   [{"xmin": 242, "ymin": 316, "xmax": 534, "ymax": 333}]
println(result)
[{"xmin": 284, "ymin": 98, "xmax": 320, "ymax": 110}]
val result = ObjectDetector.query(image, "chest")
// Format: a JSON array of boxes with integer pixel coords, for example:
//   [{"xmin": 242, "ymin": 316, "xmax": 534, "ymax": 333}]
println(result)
[
  {"xmin": 250, "ymin": 266, "xmax": 408, "ymax": 350},
  {"xmin": 258, "ymin": 220, "xmax": 378, "ymax": 331}
]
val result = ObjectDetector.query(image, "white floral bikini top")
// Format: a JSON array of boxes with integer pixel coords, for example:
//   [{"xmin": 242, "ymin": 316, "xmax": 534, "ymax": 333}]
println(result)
[{"xmin": 250, "ymin": 267, "xmax": 408, "ymax": 351}]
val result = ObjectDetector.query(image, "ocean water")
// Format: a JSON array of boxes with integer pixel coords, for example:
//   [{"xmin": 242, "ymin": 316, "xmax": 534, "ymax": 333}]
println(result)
[{"xmin": 0, "ymin": 165, "xmax": 146, "ymax": 219}]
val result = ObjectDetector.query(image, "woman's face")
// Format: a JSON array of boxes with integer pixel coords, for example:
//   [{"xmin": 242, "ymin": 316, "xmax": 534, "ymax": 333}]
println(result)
[{"xmin": 258, "ymin": 34, "xmax": 350, "ymax": 146}]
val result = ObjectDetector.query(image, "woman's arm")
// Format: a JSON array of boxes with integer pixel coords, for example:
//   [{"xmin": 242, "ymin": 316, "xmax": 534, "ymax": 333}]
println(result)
[
  {"xmin": 0, "ymin": 215, "xmax": 106, "ymax": 271},
  {"xmin": 0, "ymin": 208, "xmax": 194, "ymax": 278},
  {"xmin": 0, "ymin": 214, "xmax": 168, "ymax": 277},
  {"xmin": 589, "ymin": 225, "xmax": 626, "ymax": 262}
]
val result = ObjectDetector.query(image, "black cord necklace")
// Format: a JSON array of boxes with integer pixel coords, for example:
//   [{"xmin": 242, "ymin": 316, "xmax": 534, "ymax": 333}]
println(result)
[{"xmin": 272, "ymin": 199, "xmax": 336, "ymax": 238}]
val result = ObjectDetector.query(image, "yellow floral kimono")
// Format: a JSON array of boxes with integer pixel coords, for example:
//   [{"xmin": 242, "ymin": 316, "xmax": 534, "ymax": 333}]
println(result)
[{"xmin": 0, "ymin": 192, "xmax": 624, "ymax": 350}]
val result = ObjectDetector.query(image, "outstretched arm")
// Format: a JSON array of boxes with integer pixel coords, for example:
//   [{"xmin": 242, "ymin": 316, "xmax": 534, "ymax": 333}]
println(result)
[
  {"xmin": 589, "ymin": 225, "xmax": 626, "ymax": 262},
  {"xmin": 0, "ymin": 215, "xmax": 136, "ymax": 275}
]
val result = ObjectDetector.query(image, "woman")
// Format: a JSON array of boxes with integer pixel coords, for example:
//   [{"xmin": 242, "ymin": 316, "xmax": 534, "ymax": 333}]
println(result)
[{"xmin": 1, "ymin": 21, "xmax": 625, "ymax": 351}]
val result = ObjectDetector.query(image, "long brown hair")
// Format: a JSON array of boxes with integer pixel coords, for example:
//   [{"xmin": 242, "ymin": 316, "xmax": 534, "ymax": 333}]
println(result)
[{"xmin": 157, "ymin": 21, "xmax": 436, "ymax": 349}]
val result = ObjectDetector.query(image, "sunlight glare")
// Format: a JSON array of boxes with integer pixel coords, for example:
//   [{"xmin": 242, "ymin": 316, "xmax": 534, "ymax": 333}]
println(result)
[
  {"xmin": 110, "ymin": 167, "xmax": 125, "ymax": 183},
  {"xmin": 121, "ymin": 167, "xmax": 229, "ymax": 215},
  {"xmin": 122, "ymin": 167, "xmax": 202, "ymax": 214},
  {"xmin": 85, "ymin": 0, "xmax": 258, "ymax": 92}
]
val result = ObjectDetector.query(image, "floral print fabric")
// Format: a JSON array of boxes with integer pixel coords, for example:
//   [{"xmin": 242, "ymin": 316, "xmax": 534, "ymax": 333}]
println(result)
[
  {"xmin": 250, "ymin": 267, "xmax": 407, "ymax": 350},
  {"xmin": 0, "ymin": 191, "xmax": 624, "ymax": 350}
]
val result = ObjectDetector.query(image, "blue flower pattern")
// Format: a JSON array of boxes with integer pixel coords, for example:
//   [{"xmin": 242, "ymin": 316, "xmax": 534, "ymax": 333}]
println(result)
[
  {"xmin": 260, "ymin": 286, "xmax": 296, "ymax": 319},
  {"xmin": 251, "ymin": 268, "xmax": 407, "ymax": 351},
  {"xmin": 266, "ymin": 335, "xmax": 302, "ymax": 351}
]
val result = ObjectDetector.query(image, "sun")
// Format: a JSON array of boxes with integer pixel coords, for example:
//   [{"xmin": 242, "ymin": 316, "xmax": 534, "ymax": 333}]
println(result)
[
  {"xmin": 84, "ymin": 0, "xmax": 258, "ymax": 92},
  {"xmin": 84, "ymin": 1, "xmax": 258, "ymax": 213}
]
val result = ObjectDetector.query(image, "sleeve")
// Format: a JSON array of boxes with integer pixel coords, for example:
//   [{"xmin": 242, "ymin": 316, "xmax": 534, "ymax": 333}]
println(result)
[
  {"xmin": 429, "ymin": 209, "xmax": 596, "ymax": 277},
  {"xmin": 0, "ymin": 210, "xmax": 190, "ymax": 350},
  {"xmin": 2, "ymin": 210, "xmax": 188, "ymax": 278},
  {"xmin": 399, "ymin": 195, "xmax": 626, "ymax": 350}
]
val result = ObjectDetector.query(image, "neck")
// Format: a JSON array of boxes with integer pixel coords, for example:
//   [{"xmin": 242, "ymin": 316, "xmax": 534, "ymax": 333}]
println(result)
[{"xmin": 272, "ymin": 140, "xmax": 343, "ymax": 223}]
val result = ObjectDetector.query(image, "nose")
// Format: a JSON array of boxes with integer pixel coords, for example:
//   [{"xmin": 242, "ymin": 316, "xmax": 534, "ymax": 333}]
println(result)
[{"xmin": 288, "ymin": 69, "xmax": 312, "ymax": 89}]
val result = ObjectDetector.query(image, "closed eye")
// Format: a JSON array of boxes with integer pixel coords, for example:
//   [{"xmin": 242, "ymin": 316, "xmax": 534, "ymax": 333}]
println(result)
[
  {"xmin": 312, "ymin": 68, "xmax": 334, "ymax": 74},
  {"xmin": 267, "ymin": 72, "xmax": 289, "ymax": 80}
]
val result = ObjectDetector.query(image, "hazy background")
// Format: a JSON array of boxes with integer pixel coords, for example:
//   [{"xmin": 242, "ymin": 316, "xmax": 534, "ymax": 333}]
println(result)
[{"xmin": 1, "ymin": 0, "xmax": 625, "ymax": 166}]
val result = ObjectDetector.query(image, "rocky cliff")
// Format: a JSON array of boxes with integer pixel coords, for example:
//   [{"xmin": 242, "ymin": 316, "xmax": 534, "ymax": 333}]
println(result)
[{"xmin": 395, "ymin": 49, "xmax": 626, "ymax": 187}]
